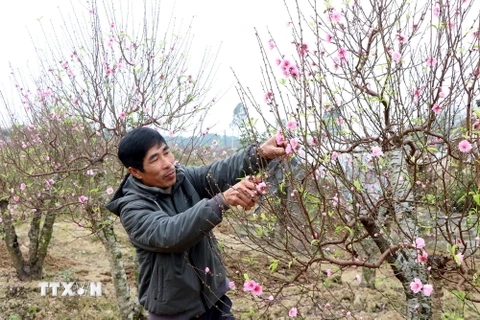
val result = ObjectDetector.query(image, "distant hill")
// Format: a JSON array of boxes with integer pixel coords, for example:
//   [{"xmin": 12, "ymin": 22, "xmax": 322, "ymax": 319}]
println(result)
[{"xmin": 166, "ymin": 133, "xmax": 241, "ymax": 149}]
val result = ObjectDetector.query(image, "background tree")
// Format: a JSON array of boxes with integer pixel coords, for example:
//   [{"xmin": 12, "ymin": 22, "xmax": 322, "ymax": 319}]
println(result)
[{"xmin": 0, "ymin": 0, "xmax": 217, "ymax": 318}]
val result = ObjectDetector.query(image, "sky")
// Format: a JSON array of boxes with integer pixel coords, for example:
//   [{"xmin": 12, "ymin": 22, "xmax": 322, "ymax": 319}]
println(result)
[
  {"xmin": 0, "ymin": 0, "xmax": 291, "ymax": 135},
  {"xmin": 2, "ymin": 1, "xmax": 477, "ymax": 136}
]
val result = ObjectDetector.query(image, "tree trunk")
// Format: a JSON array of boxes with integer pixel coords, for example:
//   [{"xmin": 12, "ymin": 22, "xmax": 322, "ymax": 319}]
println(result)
[
  {"xmin": 386, "ymin": 149, "xmax": 432, "ymax": 319},
  {"xmin": 358, "ymin": 237, "xmax": 377, "ymax": 289},
  {"xmin": 95, "ymin": 208, "xmax": 146, "ymax": 320},
  {"xmin": 0, "ymin": 199, "xmax": 55, "ymax": 281},
  {"xmin": 27, "ymin": 205, "xmax": 56, "ymax": 279}
]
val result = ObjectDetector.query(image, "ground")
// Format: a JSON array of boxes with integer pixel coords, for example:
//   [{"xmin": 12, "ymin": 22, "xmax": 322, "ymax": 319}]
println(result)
[{"xmin": 0, "ymin": 218, "xmax": 474, "ymax": 320}]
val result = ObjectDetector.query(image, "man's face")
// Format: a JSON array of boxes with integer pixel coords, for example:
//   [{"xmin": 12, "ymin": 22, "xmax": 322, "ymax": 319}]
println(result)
[{"xmin": 129, "ymin": 143, "xmax": 176, "ymax": 189}]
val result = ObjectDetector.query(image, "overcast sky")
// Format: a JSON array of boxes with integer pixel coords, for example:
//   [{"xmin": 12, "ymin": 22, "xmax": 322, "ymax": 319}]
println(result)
[
  {"xmin": 0, "ymin": 0, "xmax": 291, "ymax": 134},
  {"xmin": 2, "ymin": 1, "xmax": 478, "ymax": 135}
]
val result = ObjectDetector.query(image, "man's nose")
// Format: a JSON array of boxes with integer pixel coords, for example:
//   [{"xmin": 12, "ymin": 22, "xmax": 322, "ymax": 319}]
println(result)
[{"xmin": 160, "ymin": 157, "xmax": 174, "ymax": 167}]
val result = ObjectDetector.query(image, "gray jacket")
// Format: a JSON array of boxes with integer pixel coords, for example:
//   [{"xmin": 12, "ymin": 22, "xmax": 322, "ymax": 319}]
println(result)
[{"xmin": 106, "ymin": 146, "xmax": 266, "ymax": 318}]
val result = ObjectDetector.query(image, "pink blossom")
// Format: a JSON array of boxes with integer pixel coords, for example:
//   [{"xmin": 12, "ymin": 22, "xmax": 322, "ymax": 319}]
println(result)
[
  {"xmin": 326, "ymin": 34, "xmax": 332, "ymax": 43},
  {"xmin": 337, "ymin": 47, "xmax": 348, "ymax": 59},
  {"xmin": 392, "ymin": 51, "xmax": 401, "ymax": 63},
  {"xmin": 325, "ymin": 303, "xmax": 331, "ymax": 309},
  {"xmin": 78, "ymin": 195, "xmax": 89, "ymax": 203},
  {"xmin": 289, "ymin": 307, "xmax": 298, "ymax": 317},
  {"xmin": 120, "ymin": 112, "xmax": 126, "ymax": 119},
  {"xmin": 336, "ymin": 117, "xmax": 344, "ymax": 126},
  {"xmin": 252, "ymin": 283, "xmax": 263, "ymax": 295},
  {"xmin": 268, "ymin": 39, "xmax": 275, "ymax": 50},
  {"xmin": 418, "ymin": 250, "xmax": 428, "ymax": 263},
  {"xmin": 243, "ymin": 280, "xmax": 256, "ymax": 292},
  {"xmin": 268, "ymin": 295, "xmax": 274, "ymax": 301},
  {"xmin": 331, "ymin": 152, "xmax": 338, "ymax": 160},
  {"xmin": 396, "ymin": 33, "xmax": 407, "ymax": 44},
  {"xmin": 297, "ymin": 43, "xmax": 308, "ymax": 56},
  {"xmin": 285, "ymin": 144, "xmax": 293, "ymax": 154},
  {"xmin": 106, "ymin": 188, "xmax": 114, "ymax": 195},
  {"xmin": 48, "ymin": 179, "xmax": 55, "ymax": 185},
  {"xmin": 371, "ymin": 146, "xmax": 383, "ymax": 157},
  {"xmin": 205, "ymin": 267, "xmax": 210, "ymax": 273},
  {"xmin": 456, "ymin": 253, "xmax": 464, "ymax": 265},
  {"xmin": 414, "ymin": 88, "xmax": 422, "ymax": 98},
  {"xmin": 289, "ymin": 138, "xmax": 300, "ymax": 150},
  {"xmin": 355, "ymin": 274, "xmax": 361, "ymax": 282},
  {"xmin": 290, "ymin": 68, "xmax": 299, "ymax": 78},
  {"xmin": 426, "ymin": 57, "xmax": 437, "ymax": 67},
  {"xmin": 256, "ymin": 182, "xmax": 267, "ymax": 195},
  {"xmin": 276, "ymin": 129, "xmax": 285, "ymax": 146},
  {"xmin": 423, "ymin": 284, "xmax": 433, "ymax": 296},
  {"xmin": 13, "ymin": 196, "xmax": 20, "ymax": 202},
  {"xmin": 229, "ymin": 281, "xmax": 236, "ymax": 290},
  {"xmin": 432, "ymin": 104, "xmax": 441, "ymax": 114},
  {"xmin": 329, "ymin": 11, "xmax": 342, "ymax": 22},
  {"xmin": 287, "ymin": 120, "xmax": 298, "ymax": 130},
  {"xmin": 280, "ymin": 59, "xmax": 300, "ymax": 78},
  {"xmin": 415, "ymin": 237, "xmax": 426, "ymax": 249},
  {"xmin": 326, "ymin": 269, "xmax": 332, "ymax": 277},
  {"xmin": 458, "ymin": 140, "xmax": 472, "ymax": 153},
  {"xmin": 86, "ymin": 169, "xmax": 94, "ymax": 176},
  {"xmin": 20, "ymin": 183, "xmax": 26, "ymax": 191},
  {"xmin": 433, "ymin": 7, "xmax": 440, "ymax": 17},
  {"xmin": 410, "ymin": 278, "xmax": 423, "ymax": 294},
  {"xmin": 264, "ymin": 91, "xmax": 274, "ymax": 102}
]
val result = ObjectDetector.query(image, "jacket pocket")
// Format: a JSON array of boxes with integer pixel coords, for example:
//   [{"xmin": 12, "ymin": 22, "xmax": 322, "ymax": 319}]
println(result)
[{"xmin": 156, "ymin": 268, "xmax": 165, "ymax": 302}]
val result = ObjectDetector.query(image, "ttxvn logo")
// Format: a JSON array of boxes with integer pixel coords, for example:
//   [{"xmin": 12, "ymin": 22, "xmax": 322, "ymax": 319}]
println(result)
[{"xmin": 39, "ymin": 282, "xmax": 102, "ymax": 296}]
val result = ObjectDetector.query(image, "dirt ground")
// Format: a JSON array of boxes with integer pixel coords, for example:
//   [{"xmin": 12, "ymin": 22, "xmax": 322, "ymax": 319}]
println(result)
[{"xmin": 0, "ymin": 218, "xmax": 476, "ymax": 320}]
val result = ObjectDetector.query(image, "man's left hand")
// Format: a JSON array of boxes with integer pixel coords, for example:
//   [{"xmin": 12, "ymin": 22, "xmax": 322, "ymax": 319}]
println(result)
[{"xmin": 258, "ymin": 136, "xmax": 286, "ymax": 160}]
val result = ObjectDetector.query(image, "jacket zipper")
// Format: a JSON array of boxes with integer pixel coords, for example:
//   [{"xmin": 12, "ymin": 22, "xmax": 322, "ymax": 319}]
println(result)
[{"xmin": 170, "ymin": 192, "xmax": 209, "ymax": 314}]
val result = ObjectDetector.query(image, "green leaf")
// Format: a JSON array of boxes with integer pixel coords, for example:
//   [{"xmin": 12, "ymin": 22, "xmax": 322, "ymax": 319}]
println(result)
[
  {"xmin": 269, "ymin": 259, "xmax": 279, "ymax": 273},
  {"xmin": 353, "ymin": 180, "xmax": 363, "ymax": 191}
]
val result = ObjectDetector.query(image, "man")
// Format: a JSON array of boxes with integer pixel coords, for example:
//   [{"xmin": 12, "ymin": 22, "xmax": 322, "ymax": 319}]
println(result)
[{"xmin": 106, "ymin": 127, "xmax": 285, "ymax": 319}]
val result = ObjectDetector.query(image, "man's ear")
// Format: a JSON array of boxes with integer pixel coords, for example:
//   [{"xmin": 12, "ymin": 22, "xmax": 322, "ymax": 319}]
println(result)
[{"xmin": 128, "ymin": 167, "xmax": 142, "ymax": 180}]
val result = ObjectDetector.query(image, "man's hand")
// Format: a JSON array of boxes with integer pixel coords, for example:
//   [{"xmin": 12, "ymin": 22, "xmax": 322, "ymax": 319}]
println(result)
[
  {"xmin": 258, "ymin": 136, "xmax": 286, "ymax": 160},
  {"xmin": 222, "ymin": 177, "xmax": 260, "ymax": 211}
]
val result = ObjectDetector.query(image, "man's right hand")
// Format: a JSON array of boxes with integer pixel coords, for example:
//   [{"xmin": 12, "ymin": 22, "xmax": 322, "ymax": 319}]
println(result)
[{"xmin": 222, "ymin": 177, "xmax": 260, "ymax": 211}]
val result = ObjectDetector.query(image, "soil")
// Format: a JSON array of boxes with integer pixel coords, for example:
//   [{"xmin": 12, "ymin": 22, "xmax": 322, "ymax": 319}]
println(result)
[{"xmin": 0, "ymin": 218, "xmax": 473, "ymax": 320}]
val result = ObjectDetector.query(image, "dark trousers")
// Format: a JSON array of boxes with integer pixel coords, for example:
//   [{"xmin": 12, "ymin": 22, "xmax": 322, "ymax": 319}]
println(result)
[
  {"xmin": 149, "ymin": 295, "xmax": 234, "ymax": 320},
  {"xmin": 194, "ymin": 295, "xmax": 234, "ymax": 320}
]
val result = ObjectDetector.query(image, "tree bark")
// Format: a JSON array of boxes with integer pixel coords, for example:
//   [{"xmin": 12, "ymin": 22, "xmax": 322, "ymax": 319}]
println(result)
[
  {"xmin": 386, "ymin": 149, "xmax": 432, "ymax": 319},
  {"xmin": 358, "ymin": 236, "xmax": 377, "ymax": 289},
  {"xmin": 0, "ymin": 199, "xmax": 55, "ymax": 281},
  {"xmin": 95, "ymin": 208, "xmax": 146, "ymax": 320}
]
